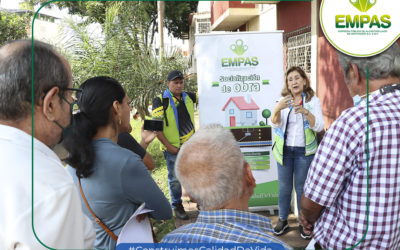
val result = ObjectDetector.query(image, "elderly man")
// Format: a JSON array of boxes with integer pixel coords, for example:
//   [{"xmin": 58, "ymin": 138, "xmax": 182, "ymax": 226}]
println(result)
[
  {"xmin": 161, "ymin": 124, "xmax": 292, "ymax": 248},
  {"xmin": 0, "ymin": 40, "xmax": 94, "ymax": 248},
  {"xmin": 300, "ymin": 43, "xmax": 400, "ymax": 249}
]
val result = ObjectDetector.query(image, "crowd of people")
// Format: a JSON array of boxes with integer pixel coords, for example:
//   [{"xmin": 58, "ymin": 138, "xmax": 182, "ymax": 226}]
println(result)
[{"xmin": 0, "ymin": 38, "xmax": 399, "ymax": 250}]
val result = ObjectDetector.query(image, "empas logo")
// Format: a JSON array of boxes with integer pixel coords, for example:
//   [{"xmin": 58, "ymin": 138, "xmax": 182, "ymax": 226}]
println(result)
[
  {"xmin": 335, "ymin": 0, "xmax": 391, "ymax": 29},
  {"xmin": 230, "ymin": 39, "xmax": 248, "ymax": 56},
  {"xmin": 350, "ymin": 0, "xmax": 376, "ymax": 12},
  {"xmin": 222, "ymin": 39, "xmax": 258, "ymax": 67},
  {"xmin": 320, "ymin": 0, "xmax": 400, "ymax": 57}
]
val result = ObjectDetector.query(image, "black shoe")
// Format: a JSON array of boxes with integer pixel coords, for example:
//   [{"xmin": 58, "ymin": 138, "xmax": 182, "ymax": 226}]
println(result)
[
  {"xmin": 273, "ymin": 219, "xmax": 289, "ymax": 235},
  {"xmin": 174, "ymin": 204, "xmax": 189, "ymax": 220},
  {"xmin": 299, "ymin": 225, "xmax": 311, "ymax": 240}
]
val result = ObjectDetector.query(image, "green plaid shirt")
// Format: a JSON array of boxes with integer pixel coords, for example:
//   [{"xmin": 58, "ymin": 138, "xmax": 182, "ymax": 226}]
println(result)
[{"xmin": 161, "ymin": 209, "xmax": 292, "ymax": 249}]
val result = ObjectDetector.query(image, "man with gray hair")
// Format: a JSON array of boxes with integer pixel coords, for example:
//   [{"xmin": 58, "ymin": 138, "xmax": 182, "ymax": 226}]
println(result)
[
  {"xmin": 0, "ymin": 40, "xmax": 94, "ymax": 248},
  {"xmin": 300, "ymin": 42, "xmax": 400, "ymax": 249},
  {"xmin": 161, "ymin": 124, "xmax": 292, "ymax": 248}
]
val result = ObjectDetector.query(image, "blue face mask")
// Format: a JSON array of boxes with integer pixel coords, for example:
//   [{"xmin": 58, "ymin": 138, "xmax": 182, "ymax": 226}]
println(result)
[{"xmin": 352, "ymin": 95, "xmax": 363, "ymax": 106}]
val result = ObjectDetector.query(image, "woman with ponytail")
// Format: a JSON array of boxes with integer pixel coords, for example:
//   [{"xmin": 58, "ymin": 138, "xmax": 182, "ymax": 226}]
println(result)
[{"xmin": 64, "ymin": 76, "xmax": 172, "ymax": 250}]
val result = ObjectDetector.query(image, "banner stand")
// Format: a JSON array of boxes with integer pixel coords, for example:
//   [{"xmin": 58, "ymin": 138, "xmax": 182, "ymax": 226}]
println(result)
[{"xmin": 196, "ymin": 31, "xmax": 284, "ymax": 211}]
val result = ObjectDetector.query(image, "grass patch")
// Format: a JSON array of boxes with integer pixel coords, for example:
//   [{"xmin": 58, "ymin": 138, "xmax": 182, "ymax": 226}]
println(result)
[{"xmin": 130, "ymin": 118, "xmax": 175, "ymax": 241}]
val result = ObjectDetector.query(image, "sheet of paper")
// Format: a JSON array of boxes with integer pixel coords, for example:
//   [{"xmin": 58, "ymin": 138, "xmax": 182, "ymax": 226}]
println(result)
[{"xmin": 117, "ymin": 203, "xmax": 154, "ymax": 244}]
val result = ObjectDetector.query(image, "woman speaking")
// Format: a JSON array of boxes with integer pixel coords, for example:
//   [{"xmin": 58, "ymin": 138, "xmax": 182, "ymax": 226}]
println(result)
[{"xmin": 271, "ymin": 67, "xmax": 324, "ymax": 239}]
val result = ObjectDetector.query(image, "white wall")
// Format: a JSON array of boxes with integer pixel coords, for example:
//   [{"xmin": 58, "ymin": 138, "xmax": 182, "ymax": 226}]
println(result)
[
  {"xmin": 31, "ymin": 19, "xmax": 60, "ymax": 44},
  {"xmin": 239, "ymin": 110, "xmax": 258, "ymax": 126},
  {"xmin": 258, "ymin": 4, "xmax": 277, "ymax": 31}
]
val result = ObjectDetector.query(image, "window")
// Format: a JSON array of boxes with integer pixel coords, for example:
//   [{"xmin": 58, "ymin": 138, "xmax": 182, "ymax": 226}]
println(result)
[
  {"xmin": 196, "ymin": 18, "xmax": 211, "ymax": 34},
  {"xmin": 287, "ymin": 29, "xmax": 311, "ymax": 73},
  {"xmin": 229, "ymin": 109, "xmax": 234, "ymax": 114},
  {"xmin": 246, "ymin": 112, "xmax": 252, "ymax": 118}
]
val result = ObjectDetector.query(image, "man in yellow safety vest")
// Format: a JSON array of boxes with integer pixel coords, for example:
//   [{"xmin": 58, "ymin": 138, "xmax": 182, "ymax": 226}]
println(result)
[{"xmin": 152, "ymin": 70, "xmax": 197, "ymax": 220}]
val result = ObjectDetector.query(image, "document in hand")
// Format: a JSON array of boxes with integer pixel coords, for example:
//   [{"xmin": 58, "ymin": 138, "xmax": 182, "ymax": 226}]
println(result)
[{"xmin": 116, "ymin": 203, "xmax": 154, "ymax": 244}]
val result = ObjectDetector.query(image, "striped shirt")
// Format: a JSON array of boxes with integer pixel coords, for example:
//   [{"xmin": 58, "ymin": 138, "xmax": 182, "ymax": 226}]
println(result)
[
  {"xmin": 161, "ymin": 209, "xmax": 292, "ymax": 249},
  {"xmin": 304, "ymin": 88, "xmax": 400, "ymax": 249}
]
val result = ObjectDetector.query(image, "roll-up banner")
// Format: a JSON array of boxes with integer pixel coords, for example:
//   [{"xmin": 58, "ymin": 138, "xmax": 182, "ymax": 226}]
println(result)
[{"xmin": 195, "ymin": 32, "xmax": 284, "ymax": 209}]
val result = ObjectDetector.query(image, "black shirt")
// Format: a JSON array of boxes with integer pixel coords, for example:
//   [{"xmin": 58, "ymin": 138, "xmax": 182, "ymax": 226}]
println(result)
[{"xmin": 117, "ymin": 132, "xmax": 146, "ymax": 159}]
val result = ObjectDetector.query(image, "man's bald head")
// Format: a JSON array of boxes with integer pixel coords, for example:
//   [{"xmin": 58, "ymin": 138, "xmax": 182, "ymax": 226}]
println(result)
[
  {"xmin": 0, "ymin": 40, "xmax": 71, "ymax": 121},
  {"xmin": 175, "ymin": 124, "xmax": 245, "ymax": 209}
]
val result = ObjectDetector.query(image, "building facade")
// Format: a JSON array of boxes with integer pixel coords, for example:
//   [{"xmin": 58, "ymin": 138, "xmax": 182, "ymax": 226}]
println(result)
[{"xmin": 204, "ymin": 0, "xmax": 354, "ymax": 128}]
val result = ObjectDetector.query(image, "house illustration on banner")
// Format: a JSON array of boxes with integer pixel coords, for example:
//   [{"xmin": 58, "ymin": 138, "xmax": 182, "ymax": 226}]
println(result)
[{"xmin": 222, "ymin": 96, "xmax": 260, "ymax": 127}]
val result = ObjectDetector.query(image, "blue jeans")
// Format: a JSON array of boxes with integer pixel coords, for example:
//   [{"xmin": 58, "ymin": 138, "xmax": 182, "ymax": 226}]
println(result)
[
  {"xmin": 163, "ymin": 151, "xmax": 182, "ymax": 208},
  {"xmin": 277, "ymin": 146, "xmax": 314, "ymax": 221}
]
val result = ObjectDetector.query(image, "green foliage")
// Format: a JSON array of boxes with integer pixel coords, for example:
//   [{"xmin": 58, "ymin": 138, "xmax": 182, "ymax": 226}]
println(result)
[
  {"xmin": 58, "ymin": 1, "xmax": 196, "ymax": 117},
  {"xmin": 0, "ymin": 11, "xmax": 30, "ymax": 46},
  {"xmin": 259, "ymin": 121, "xmax": 266, "ymax": 126},
  {"xmin": 19, "ymin": 1, "xmax": 34, "ymax": 11},
  {"xmin": 32, "ymin": 0, "xmax": 198, "ymax": 39},
  {"xmin": 152, "ymin": 217, "xmax": 176, "ymax": 242},
  {"xmin": 151, "ymin": 159, "xmax": 170, "ymax": 200},
  {"xmin": 164, "ymin": 1, "xmax": 198, "ymax": 38}
]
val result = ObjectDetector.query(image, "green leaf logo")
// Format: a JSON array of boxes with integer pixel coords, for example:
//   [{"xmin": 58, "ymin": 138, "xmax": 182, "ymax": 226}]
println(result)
[
  {"xmin": 350, "ymin": 0, "xmax": 376, "ymax": 12},
  {"xmin": 230, "ymin": 39, "xmax": 248, "ymax": 56}
]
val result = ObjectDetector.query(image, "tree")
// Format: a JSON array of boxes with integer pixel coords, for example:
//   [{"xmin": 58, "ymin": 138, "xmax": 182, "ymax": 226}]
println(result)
[
  {"xmin": 0, "ymin": 10, "xmax": 30, "ymax": 46},
  {"xmin": 261, "ymin": 109, "xmax": 271, "ymax": 125},
  {"xmin": 164, "ymin": 1, "xmax": 198, "ymax": 38},
  {"xmin": 58, "ymin": 1, "xmax": 196, "ymax": 118},
  {"xmin": 32, "ymin": 0, "xmax": 198, "ymax": 39}
]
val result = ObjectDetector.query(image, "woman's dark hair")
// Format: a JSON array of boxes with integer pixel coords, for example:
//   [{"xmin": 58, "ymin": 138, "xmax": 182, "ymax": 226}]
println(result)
[
  {"xmin": 63, "ymin": 76, "xmax": 125, "ymax": 178},
  {"xmin": 281, "ymin": 66, "xmax": 315, "ymax": 102}
]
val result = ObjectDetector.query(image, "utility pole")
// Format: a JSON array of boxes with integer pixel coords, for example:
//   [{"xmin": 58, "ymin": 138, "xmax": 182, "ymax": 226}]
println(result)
[{"xmin": 157, "ymin": 1, "xmax": 165, "ymax": 59}]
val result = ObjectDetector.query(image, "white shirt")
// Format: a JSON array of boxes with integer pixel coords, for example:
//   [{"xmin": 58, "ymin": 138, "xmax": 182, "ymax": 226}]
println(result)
[
  {"xmin": 285, "ymin": 110, "xmax": 306, "ymax": 147},
  {"xmin": 272, "ymin": 95, "xmax": 324, "ymax": 147},
  {"xmin": 0, "ymin": 124, "xmax": 95, "ymax": 249}
]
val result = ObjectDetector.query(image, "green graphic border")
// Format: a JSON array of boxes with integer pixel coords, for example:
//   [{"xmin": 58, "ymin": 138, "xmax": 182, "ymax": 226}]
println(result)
[
  {"xmin": 320, "ymin": 0, "xmax": 400, "ymax": 57},
  {"xmin": 29, "ymin": 0, "xmax": 368, "ymax": 249}
]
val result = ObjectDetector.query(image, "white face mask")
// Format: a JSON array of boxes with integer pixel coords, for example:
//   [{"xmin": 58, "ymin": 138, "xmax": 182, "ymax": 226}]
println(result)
[
  {"xmin": 352, "ymin": 93, "xmax": 367, "ymax": 106},
  {"xmin": 352, "ymin": 95, "xmax": 363, "ymax": 106}
]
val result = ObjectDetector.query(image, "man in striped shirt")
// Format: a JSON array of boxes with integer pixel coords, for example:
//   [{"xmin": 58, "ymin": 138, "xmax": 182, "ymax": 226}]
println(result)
[{"xmin": 161, "ymin": 124, "xmax": 292, "ymax": 249}]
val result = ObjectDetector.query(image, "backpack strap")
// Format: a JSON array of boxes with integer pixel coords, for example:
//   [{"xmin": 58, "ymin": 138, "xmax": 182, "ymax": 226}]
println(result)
[
  {"xmin": 158, "ymin": 95, "xmax": 169, "ymax": 127},
  {"xmin": 186, "ymin": 92, "xmax": 197, "ymax": 104}
]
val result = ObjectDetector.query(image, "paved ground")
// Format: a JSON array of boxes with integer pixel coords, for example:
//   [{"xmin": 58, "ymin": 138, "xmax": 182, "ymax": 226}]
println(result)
[{"xmin": 175, "ymin": 200, "xmax": 310, "ymax": 250}]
